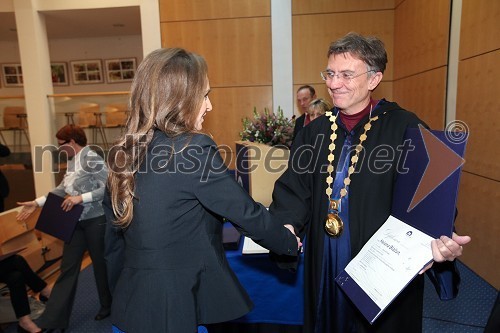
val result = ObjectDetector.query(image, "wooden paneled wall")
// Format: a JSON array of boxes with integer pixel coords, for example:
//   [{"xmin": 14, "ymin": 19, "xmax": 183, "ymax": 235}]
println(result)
[
  {"xmin": 158, "ymin": 0, "xmax": 499, "ymax": 287},
  {"xmin": 160, "ymin": 0, "xmax": 272, "ymax": 168},
  {"xmin": 393, "ymin": 0, "xmax": 450, "ymax": 130},
  {"xmin": 455, "ymin": 0, "xmax": 500, "ymax": 289},
  {"xmin": 292, "ymin": 1, "xmax": 394, "ymax": 115}
]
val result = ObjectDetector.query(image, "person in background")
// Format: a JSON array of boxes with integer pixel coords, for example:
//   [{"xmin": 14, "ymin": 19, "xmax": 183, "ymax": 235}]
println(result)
[
  {"xmin": 0, "ymin": 254, "xmax": 51, "ymax": 333},
  {"xmin": 17, "ymin": 125, "xmax": 112, "ymax": 332},
  {"xmin": 269, "ymin": 32, "xmax": 471, "ymax": 332},
  {"xmin": 307, "ymin": 98, "xmax": 331, "ymax": 122},
  {"xmin": 104, "ymin": 47, "xmax": 300, "ymax": 333},
  {"xmin": 292, "ymin": 85, "xmax": 317, "ymax": 141},
  {"xmin": 0, "ymin": 142, "xmax": 11, "ymax": 212}
]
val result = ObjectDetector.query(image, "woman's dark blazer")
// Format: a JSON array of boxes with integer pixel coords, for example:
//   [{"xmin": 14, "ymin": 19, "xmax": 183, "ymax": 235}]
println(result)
[{"xmin": 105, "ymin": 131, "xmax": 298, "ymax": 333}]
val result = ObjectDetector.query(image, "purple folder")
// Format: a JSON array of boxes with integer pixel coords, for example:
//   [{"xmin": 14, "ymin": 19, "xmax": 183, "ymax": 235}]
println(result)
[
  {"xmin": 390, "ymin": 127, "xmax": 467, "ymax": 238},
  {"xmin": 336, "ymin": 127, "xmax": 468, "ymax": 324},
  {"xmin": 35, "ymin": 192, "xmax": 83, "ymax": 242}
]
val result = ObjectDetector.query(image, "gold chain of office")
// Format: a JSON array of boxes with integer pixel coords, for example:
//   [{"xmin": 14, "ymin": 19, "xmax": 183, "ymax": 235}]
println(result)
[{"xmin": 324, "ymin": 106, "xmax": 386, "ymax": 237}]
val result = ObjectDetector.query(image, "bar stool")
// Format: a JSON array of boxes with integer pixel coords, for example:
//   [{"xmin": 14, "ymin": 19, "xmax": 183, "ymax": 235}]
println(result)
[
  {"xmin": 64, "ymin": 112, "xmax": 75, "ymax": 125},
  {"xmin": 103, "ymin": 104, "xmax": 129, "ymax": 143},
  {"xmin": 77, "ymin": 104, "xmax": 108, "ymax": 150},
  {"xmin": 92, "ymin": 112, "xmax": 108, "ymax": 150},
  {"xmin": 16, "ymin": 114, "xmax": 31, "ymax": 146}
]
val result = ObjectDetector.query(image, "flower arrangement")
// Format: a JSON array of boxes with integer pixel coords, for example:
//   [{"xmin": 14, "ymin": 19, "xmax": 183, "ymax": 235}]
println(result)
[{"xmin": 240, "ymin": 106, "xmax": 294, "ymax": 148}]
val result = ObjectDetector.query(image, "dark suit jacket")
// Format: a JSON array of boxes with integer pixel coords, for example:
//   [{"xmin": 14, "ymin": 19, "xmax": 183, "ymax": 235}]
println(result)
[
  {"xmin": 292, "ymin": 113, "xmax": 305, "ymax": 142},
  {"xmin": 105, "ymin": 131, "xmax": 298, "ymax": 333}
]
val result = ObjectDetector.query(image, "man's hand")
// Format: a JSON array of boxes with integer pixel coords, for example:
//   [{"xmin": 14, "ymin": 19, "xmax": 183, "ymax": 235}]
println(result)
[
  {"xmin": 419, "ymin": 232, "xmax": 471, "ymax": 274},
  {"xmin": 284, "ymin": 224, "xmax": 303, "ymax": 251}
]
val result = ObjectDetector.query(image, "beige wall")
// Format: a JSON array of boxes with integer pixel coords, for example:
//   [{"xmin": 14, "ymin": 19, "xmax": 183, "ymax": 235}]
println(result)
[
  {"xmin": 161, "ymin": 0, "xmax": 500, "ymax": 287},
  {"xmin": 454, "ymin": 0, "xmax": 500, "ymax": 289},
  {"xmin": 0, "ymin": 36, "xmax": 142, "ymax": 97}
]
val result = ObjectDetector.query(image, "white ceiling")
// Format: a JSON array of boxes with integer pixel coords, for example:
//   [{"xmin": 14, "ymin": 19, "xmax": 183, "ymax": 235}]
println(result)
[{"xmin": 0, "ymin": 6, "xmax": 141, "ymax": 42}]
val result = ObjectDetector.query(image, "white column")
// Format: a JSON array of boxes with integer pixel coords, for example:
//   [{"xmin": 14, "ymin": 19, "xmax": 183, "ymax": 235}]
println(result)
[
  {"xmin": 14, "ymin": 0, "xmax": 56, "ymax": 195},
  {"xmin": 140, "ymin": 0, "xmax": 162, "ymax": 57},
  {"xmin": 271, "ymin": 0, "xmax": 293, "ymax": 119},
  {"xmin": 446, "ymin": 0, "xmax": 462, "ymax": 125}
]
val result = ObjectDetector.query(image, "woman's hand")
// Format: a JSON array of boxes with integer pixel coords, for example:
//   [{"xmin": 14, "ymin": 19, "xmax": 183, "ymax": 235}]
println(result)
[
  {"xmin": 284, "ymin": 224, "xmax": 303, "ymax": 251},
  {"xmin": 61, "ymin": 195, "xmax": 83, "ymax": 212},
  {"xmin": 16, "ymin": 201, "xmax": 38, "ymax": 221}
]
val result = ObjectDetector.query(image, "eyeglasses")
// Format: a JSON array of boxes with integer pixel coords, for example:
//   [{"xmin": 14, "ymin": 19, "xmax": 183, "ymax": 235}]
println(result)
[
  {"xmin": 320, "ymin": 69, "xmax": 374, "ymax": 83},
  {"xmin": 58, "ymin": 140, "xmax": 70, "ymax": 147}
]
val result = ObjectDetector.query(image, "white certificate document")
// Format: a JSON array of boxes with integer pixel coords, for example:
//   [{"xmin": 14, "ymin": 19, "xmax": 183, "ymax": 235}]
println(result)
[
  {"xmin": 341, "ymin": 215, "xmax": 433, "ymax": 320},
  {"xmin": 242, "ymin": 236, "xmax": 270, "ymax": 254}
]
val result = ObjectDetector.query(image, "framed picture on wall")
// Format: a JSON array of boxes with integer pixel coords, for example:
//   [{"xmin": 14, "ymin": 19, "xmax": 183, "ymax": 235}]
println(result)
[
  {"xmin": 70, "ymin": 59, "xmax": 103, "ymax": 84},
  {"xmin": 51, "ymin": 62, "xmax": 69, "ymax": 86},
  {"xmin": 104, "ymin": 58, "xmax": 136, "ymax": 83},
  {"xmin": 1, "ymin": 64, "xmax": 23, "ymax": 87}
]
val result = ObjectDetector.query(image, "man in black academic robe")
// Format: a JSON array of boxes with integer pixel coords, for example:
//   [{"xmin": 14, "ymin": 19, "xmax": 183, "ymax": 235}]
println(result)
[{"xmin": 269, "ymin": 32, "xmax": 471, "ymax": 333}]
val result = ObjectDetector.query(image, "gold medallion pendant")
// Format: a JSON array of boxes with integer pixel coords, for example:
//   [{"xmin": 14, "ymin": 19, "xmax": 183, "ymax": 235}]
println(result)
[
  {"xmin": 323, "ymin": 106, "xmax": 382, "ymax": 238},
  {"xmin": 324, "ymin": 213, "xmax": 343, "ymax": 237}
]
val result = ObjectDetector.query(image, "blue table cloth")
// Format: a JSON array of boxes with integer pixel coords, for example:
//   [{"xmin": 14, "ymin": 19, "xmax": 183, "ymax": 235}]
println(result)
[{"xmin": 224, "ymin": 224, "xmax": 305, "ymax": 325}]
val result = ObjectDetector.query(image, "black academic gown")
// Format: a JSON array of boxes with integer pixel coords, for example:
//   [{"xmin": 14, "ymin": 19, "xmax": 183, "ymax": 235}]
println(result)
[{"xmin": 270, "ymin": 100, "xmax": 459, "ymax": 332}]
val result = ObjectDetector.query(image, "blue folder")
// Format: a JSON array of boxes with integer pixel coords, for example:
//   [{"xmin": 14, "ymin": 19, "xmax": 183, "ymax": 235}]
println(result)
[
  {"xmin": 35, "ymin": 192, "xmax": 83, "ymax": 242},
  {"xmin": 391, "ymin": 127, "xmax": 467, "ymax": 238},
  {"xmin": 336, "ymin": 126, "xmax": 468, "ymax": 324}
]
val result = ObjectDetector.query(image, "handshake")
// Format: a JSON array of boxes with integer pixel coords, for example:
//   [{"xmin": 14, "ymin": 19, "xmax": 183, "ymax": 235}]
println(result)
[{"xmin": 284, "ymin": 224, "xmax": 302, "ymax": 252}]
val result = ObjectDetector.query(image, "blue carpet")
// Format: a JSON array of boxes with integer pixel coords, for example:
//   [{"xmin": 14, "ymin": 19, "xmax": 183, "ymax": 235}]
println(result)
[
  {"xmin": 63, "ymin": 266, "xmax": 112, "ymax": 332},
  {"xmin": 4, "ymin": 260, "xmax": 497, "ymax": 332},
  {"xmin": 4, "ymin": 265, "xmax": 110, "ymax": 333},
  {"xmin": 422, "ymin": 260, "xmax": 497, "ymax": 332}
]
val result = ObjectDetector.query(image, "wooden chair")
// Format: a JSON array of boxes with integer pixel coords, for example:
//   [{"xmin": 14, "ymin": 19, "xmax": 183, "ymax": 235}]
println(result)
[
  {"xmin": 77, "ymin": 104, "xmax": 108, "ymax": 149},
  {"xmin": 0, "ymin": 106, "xmax": 30, "ymax": 149},
  {"xmin": 103, "ymin": 103, "xmax": 129, "ymax": 144}
]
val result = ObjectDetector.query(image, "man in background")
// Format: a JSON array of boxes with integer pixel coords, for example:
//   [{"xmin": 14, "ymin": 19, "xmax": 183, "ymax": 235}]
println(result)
[{"xmin": 292, "ymin": 85, "xmax": 316, "ymax": 141}]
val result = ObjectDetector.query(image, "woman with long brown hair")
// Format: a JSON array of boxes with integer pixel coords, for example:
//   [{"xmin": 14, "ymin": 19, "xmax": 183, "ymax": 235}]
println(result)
[{"xmin": 105, "ymin": 48, "xmax": 300, "ymax": 333}]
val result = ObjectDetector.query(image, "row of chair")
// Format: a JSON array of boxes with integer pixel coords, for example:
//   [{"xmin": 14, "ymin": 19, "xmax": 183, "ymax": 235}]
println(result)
[{"xmin": 0, "ymin": 104, "xmax": 128, "ymax": 150}]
